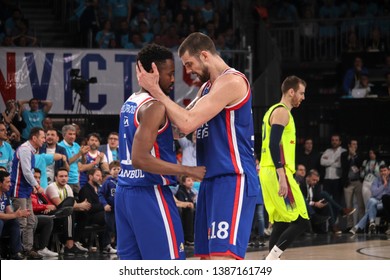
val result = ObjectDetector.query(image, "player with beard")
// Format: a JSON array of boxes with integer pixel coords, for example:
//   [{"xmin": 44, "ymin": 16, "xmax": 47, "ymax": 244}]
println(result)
[
  {"xmin": 259, "ymin": 76, "xmax": 310, "ymax": 260},
  {"xmin": 137, "ymin": 32, "xmax": 260, "ymax": 260},
  {"xmin": 116, "ymin": 44, "xmax": 205, "ymax": 260}
]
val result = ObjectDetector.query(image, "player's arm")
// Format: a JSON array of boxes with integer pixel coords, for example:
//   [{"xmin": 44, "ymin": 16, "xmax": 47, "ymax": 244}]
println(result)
[
  {"xmin": 137, "ymin": 62, "xmax": 247, "ymax": 134},
  {"xmin": 132, "ymin": 101, "xmax": 205, "ymax": 181},
  {"xmin": 269, "ymin": 107, "xmax": 290, "ymax": 198}
]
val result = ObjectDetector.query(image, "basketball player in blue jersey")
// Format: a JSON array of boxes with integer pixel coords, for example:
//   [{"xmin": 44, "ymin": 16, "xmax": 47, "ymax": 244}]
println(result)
[
  {"xmin": 137, "ymin": 32, "xmax": 260, "ymax": 260},
  {"xmin": 116, "ymin": 44, "xmax": 206, "ymax": 260}
]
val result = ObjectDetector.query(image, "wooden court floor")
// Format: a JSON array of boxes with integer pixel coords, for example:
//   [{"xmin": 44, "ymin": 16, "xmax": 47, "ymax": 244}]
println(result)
[{"xmin": 44, "ymin": 232, "xmax": 390, "ymax": 260}]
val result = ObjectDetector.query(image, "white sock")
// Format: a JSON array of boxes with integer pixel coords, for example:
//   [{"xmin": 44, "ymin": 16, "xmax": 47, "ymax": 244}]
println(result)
[{"xmin": 265, "ymin": 245, "xmax": 283, "ymax": 260}]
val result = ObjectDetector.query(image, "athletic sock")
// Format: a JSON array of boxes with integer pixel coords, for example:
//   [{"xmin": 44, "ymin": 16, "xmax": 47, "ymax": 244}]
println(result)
[{"xmin": 265, "ymin": 245, "xmax": 283, "ymax": 260}]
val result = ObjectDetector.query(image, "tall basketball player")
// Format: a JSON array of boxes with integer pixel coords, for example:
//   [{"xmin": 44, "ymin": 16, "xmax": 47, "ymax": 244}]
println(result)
[{"xmin": 116, "ymin": 44, "xmax": 205, "ymax": 260}]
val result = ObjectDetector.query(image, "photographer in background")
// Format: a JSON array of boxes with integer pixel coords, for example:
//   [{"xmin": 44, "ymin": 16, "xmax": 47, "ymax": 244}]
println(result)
[{"xmin": 19, "ymin": 98, "xmax": 52, "ymax": 141}]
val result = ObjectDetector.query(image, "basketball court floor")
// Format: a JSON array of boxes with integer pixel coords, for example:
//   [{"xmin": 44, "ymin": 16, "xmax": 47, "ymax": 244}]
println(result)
[{"xmin": 53, "ymin": 232, "xmax": 390, "ymax": 260}]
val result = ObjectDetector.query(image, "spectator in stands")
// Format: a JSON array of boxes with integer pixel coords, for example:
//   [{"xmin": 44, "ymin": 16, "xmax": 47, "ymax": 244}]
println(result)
[
  {"xmin": 360, "ymin": 148, "xmax": 386, "ymax": 206},
  {"xmin": 177, "ymin": 133, "xmax": 196, "ymax": 167},
  {"xmin": 318, "ymin": 0, "xmax": 341, "ymax": 59},
  {"xmin": 95, "ymin": 20, "xmax": 116, "ymax": 49},
  {"xmin": 277, "ymin": 0, "xmax": 299, "ymax": 21},
  {"xmin": 31, "ymin": 168, "xmax": 58, "ymax": 257},
  {"xmin": 139, "ymin": 21, "xmax": 153, "ymax": 43},
  {"xmin": 320, "ymin": 134, "xmax": 346, "ymax": 207},
  {"xmin": 78, "ymin": 133, "xmax": 109, "ymax": 188},
  {"xmin": 108, "ymin": 0, "xmax": 132, "ymax": 30},
  {"xmin": 45, "ymin": 168, "xmax": 90, "ymax": 255},
  {"xmin": 0, "ymin": 122, "xmax": 13, "ymax": 172},
  {"xmin": 77, "ymin": 168, "xmax": 116, "ymax": 254},
  {"xmin": 341, "ymin": 138, "xmax": 364, "ymax": 229},
  {"xmin": 0, "ymin": 170, "xmax": 29, "ymax": 260},
  {"xmin": 19, "ymin": 98, "xmax": 52, "ymax": 141},
  {"xmin": 295, "ymin": 164, "xmax": 307, "ymax": 185},
  {"xmin": 300, "ymin": 169, "xmax": 355, "ymax": 234},
  {"xmin": 160, "ymin": 25, "xmax": 181, "ymax": 49},
  {"xmin": 124, "ymin": 32, "xmax": 144, "ymax": 49},
  {"xmin": 350, "ymin": 165, "xmax": 390, "ymax": 234},
  {"xmin": 98, "ymin": 160, "xmax": 120, "ymax": 249},
  {"xmin": 130, "ymin": 10, "xmax": 149, "ymax": 33},
  {"xmin": 299, "ymin": 5, "xmax": 318, "ymax": 61},
  {"xmin": 175, "ymin": 0, "xmax": 194, "ymax": 27},
  {"xmin": 98, "ymin": 132, "xmax": 119, "ymax": 163},
  {"xmin": 5, "ymin": 8, "xmax": 23, "ymax": 36},
  {"xmin": 58, "ymin": 124, "xmax": 90, "ymax": 200},
  {"xmin": 175, "ymin": 175, "xmax": 196, "ymax": 246},
  {"xmin": 39, "ymin": 129, "xmax": 69, "ymax": 185},
  {"xmin": 153, "ymin": 12, "xmax": 170, "ymax": 35},
  {"xmin": 10, "ymin": 127, "xmax": 46, "ymax": 260},
  {"xmin": 342, "ymin": 56, "xmax": 369, "ymax": 95},
  {"xmin": 366, "ymin": 27, "xmax": 387, "ymax": 53},
  {"xmin": 344, "ymin": 31, "xmax": 363, "ymax": 53},
  {"xmin": 2, "ymin": 99, "xmax": 25, "ymax": 139},
  {"xmin": 42, "ymin": 117, "xmax": 54, "ymax": 131},
  {"xmin": 201, "ymin": 1, "xmax": 214, "ymax": 23},
  {"xmin": 296, "ymin": 137, "xmax": 320, "ymax": 173}
]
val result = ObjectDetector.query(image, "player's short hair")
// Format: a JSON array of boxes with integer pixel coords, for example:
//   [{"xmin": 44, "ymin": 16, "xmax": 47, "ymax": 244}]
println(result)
[
  {"xmin": 137, "ymin": 43, "xmax": 173, "ymax": 72},
  {"xmin": 178, "ymin": 32, "xmax": 217, "ymax": 57},
  {"xmin": 281, "ymin": 76, "xmax": 307, "ymax": 94}
]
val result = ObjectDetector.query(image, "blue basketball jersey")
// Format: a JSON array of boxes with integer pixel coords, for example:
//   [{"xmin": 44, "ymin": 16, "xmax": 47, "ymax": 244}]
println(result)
[
  {"xmin": 118, "ymin": 92, "xmax": 177, "ymax": 187},
  {"xmin": 195, "ymin": 69, "xmax": 258, "ymax": 192}
]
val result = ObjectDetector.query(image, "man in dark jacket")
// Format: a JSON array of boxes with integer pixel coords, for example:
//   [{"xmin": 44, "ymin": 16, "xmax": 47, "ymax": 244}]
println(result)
[
  {"xmin": 77, "ymin": 168, "xmax": 116, "ymax": 254},
  {"xmin": 341, "ymin": 138, "xmax": 364, "ymax": 230}
]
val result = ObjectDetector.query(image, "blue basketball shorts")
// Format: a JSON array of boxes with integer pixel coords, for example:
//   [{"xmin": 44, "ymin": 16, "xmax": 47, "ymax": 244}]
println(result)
[
  {"xmin": 194, "ymin": 173, "xmax": 257, "ymax": 259},
  {"xmin": 115, "ymin": 184, "xmax": 185, "ymax": 260}
]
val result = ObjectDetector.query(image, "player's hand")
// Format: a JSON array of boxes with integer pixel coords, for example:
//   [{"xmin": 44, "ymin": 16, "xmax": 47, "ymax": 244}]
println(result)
[
  {"xmin": 104, "ymin": 205, "xmax": 112, "ymax": 212},
  {"xmin": 136, "ymin": 61, "xmax": 161, "ymax": 97},
  {"xmin": 278, "ymin": 178, "xmax": 288, "ymax": 198},
  {"xmin": 186, "ymin": 166, "xmax": 206, "ymax": 181}
]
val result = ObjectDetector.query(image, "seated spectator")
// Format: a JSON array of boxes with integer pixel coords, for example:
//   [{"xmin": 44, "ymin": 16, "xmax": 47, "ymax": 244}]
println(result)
[
  {"xmin": 139, "ymin": 21, "xmax": 153, "ymax": 44},
  {"xmin": 350, "ymin": 165, "xmax": 390, "ymax": 234},
  {"xmin": 19, "ymin": 98, "xmax": 52, "ymax": 141},
  {"xmin": 31, "ymin": 168, "xmax": 58, "ymax": 257},
  {"xmin": 175, "ymin": 175, "xmax": 196, "ymax": 246},
  {"xmin": 98, "ymin": 160, "xmax": 120, "ymax": 250},
  {"xmin": 366, "ymin": 27, "xmax": 388, "ymax": 52},
  {"xmin": 45, "ymin": 168, "xmax": 91, "ymax": 255},
  {"xmin": 342, "ymin": 56, "xmax": 369, "ymax": 95},
  {"xmin": 300, "ymin": 169, "xmax": 355, "ymax": 234},
  {"xmin": 98, "ymin": 132, "xmax": 119, "ymax": 163},
  {"xmin": 344, "ymin": 31, "xmax": 363, "ymax": 53},
  {"xmin": 95, "ymin": 20, "xmax": 115, "ymax": 49},
  {"xmin": 124, "ymin": 32, "xmax": 144, "ymax": 49},
  {"xmin": 360, "ymin": 148, "xmax": 386, "ymax": 207},
  {"xmin": 78, "ymin": 133, "xmax": 109, "ymax": 188},
  {"xmin": 0, "ymin": 170, "xmax": 29, "ymax": 260},
  {"xmin": 77, "ymin": 168, "xmax": 116, "ymax": 254},
  {"xmin": 108, "ymin": 0, "xmax": 132, "ymax": 30}
]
